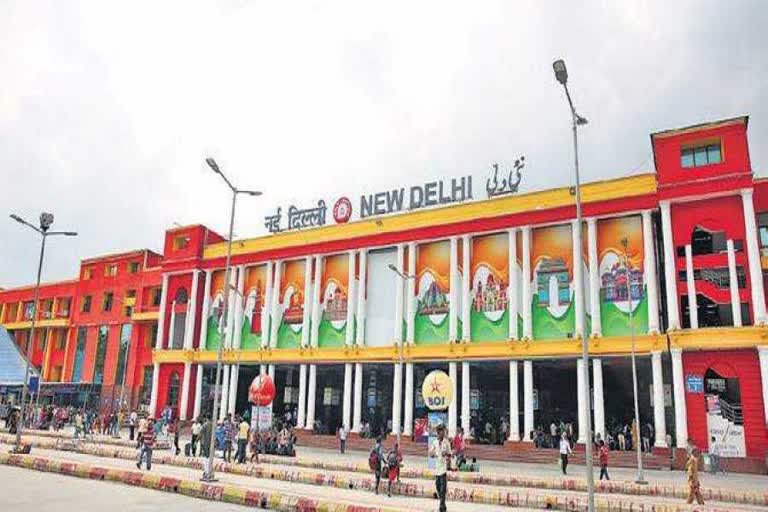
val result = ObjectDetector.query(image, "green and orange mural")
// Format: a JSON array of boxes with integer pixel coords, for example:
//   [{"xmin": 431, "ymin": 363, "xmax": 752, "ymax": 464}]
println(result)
[
  {"xmin": 470, "ymin": 233, "xmax": 509, "ymax": 342},
  {"xmin": 318, "ymin": 253, "xmax": 351, "ymax": 348},
  {"xmin": 241, "ymin": 265, "xmax": 267, "ymax": 350},
  {"xmin": 206, "ymin": 269, "xmax": 227, "ymax": 350},
  {"xmin": 415, "ymin": 240, "xmax": 450, "ymax": 344},
  {"xmin": 597, "ymin": 215, "xmax": 648, "ymax": 336},
  {"xmin": 531, "ymin": 224, "xmax": 575, "ymax": 339},
  {"xmin": 276, "ymin": 259, "xmax": 306, "ymax": 348}
]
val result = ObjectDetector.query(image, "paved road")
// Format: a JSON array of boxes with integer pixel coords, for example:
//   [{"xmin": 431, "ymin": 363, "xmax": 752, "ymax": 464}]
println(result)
[{"xmin": 0, "ymin": 464, "xmax": 252, "ymax": 511}]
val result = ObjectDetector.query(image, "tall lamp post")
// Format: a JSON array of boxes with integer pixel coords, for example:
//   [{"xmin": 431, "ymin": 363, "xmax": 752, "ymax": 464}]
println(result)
[
  {"xmin": 552, "ymin": 58, "xmax": 595, "ymax": 512},
  {"xmin": 10, "ymin": 212, "xmax": 77, "ymax": 452},
  {"xmin": 202, "ymin": 157, "xmax": 261, "ymax": 482},
  {"xmin": 388, "ymin": 263, "xmax": 415, "ymax": 444},
  {"xmin": 621, "ymin": 237, "xmax": 647, "ymax": 484}
]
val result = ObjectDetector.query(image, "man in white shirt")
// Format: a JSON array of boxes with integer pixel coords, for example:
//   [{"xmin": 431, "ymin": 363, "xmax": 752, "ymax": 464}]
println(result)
[
  {"xmin": 429, "ymin": 423, "xmax": 451, "ymax": 512},
  {"xmin": 128, "ymin": 410, "xmax": 138, "ymax": 441},
  {"xmin": 559, "ymin": 432, "xmax": 573, "ymax": 475},
  {"xmin": 338, "ymin": 425, "xmax": 347, "ymax": 454}
]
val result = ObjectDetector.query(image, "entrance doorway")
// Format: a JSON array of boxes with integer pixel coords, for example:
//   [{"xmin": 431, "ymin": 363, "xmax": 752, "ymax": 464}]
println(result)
[
  {"xmin": 361, "ymin": 364, "xmax": 394, "ymax": 438},
  {"xmin": 313, "ymin": 364, "xmax": 344, "ymax": 434}
]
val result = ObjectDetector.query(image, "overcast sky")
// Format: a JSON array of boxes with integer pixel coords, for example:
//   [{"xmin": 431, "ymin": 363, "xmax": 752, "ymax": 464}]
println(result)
[{"xmin": 1, "ymin": 1, "xmax": 767, "ymax": 288}]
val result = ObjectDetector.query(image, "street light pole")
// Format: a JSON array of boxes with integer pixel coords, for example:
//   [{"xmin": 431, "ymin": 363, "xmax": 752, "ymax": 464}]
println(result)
[
  {"xmin": 202, "ymin": 158, "xmax": 261, "ymax": 482},
  {"xmin": 621, "ymin": 238, "xmax": 647, "ymax": 484},
  {"xmin": 388, "ymin": 263, "xmax": 414, "ymax": 445},
  {"xmin": 10, "ymin": 213, "xmax": 77, "ymax": 452},
  {"xmin": 552, "ymin": 59, "xmax": 595, "ymax": 512}
]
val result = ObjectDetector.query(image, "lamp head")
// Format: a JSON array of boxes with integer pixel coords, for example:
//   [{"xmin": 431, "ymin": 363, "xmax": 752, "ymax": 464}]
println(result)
[
  {"xmin": 241, "ymin": 190, "xmax": 263, "ymax": 197},
  {"xmin": 553, "ymin": 59, "xmax": 568, "ymax": 85},
  {"xmin": 39, "ymin": 212, "xmax": 54, "ymax": 232},
  {"xmin": 205, "ymin": 157, "xmax": 220, "ymax": 174}
]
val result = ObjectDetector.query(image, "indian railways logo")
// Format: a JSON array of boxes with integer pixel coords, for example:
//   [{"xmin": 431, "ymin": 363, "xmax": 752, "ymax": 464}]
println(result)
[
  {"xmin": 421, "ymin": 370, "xmax": 453, "ymax": 411},
  {"xmin": 333, "ymin": 196, "xmax": 352, "ymax": 224}
]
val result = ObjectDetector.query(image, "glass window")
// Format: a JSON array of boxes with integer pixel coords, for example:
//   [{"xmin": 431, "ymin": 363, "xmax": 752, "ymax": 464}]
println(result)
[
  {"xmin": 115, "ymin": 324, "xmax": 132, "ymax": 385},
  {"xmin": 681, "ymin": 148, "xmax": 694, "ymax": 168},
  {"xmin": 693, "ymin": 146, "xmax": 708, "ymax": 166},
  {"xmin": 760, "ymin": 226, "xmax": 768, "ymax": 248},
  {"xmin": 72, "ymin": 327, "xmax": 87, "ymax": 382},
  {"xmin": 93, "ymin": 326, "xmax": 109, "ymax": 384},
  {"xmin": 103, "ymin": 292, "xmax": 114, "ymax": 312},
  {"xmin": 167, "ymin": 372, "xmax": 180, "ymax": 407},
  {"xmin": 707, "ymin": 144, "xmax": 722, "ymax": 164},
  {"xmin": 128, "ymin": 262, "xmax": 140, "ymax": 274},
  {"xmin": 81, "ymin": 296, "xmax": 92, "ymax": 313}
]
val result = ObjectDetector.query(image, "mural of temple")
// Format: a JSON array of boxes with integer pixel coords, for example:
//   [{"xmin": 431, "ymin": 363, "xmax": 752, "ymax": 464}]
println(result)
[
  {"xmin": 418, "ymin": 280, "xmax": 449, "ymax": 315},
  {"xmin": 322, "ymin": 288, "xmax": 348, "ymax": 322},
  {"xmin": 283, "ymin": 289, "xmax": 305, "ymax": 324},
  {"xmin": 536, "ymin": 258, "xmax": 570, "ymax": 307},
  {"xmin": 601, "ymin": 262, "xmax": 644, "ymax": 303},
  {"xmin": 472, "ymin": 272, "xmax": 508, "ymax": 312}
]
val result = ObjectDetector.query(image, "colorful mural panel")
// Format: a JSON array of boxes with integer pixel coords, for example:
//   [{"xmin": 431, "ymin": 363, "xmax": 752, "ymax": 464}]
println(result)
[
  {"xmin": 531, "ymin": 224, "xmax": 575, "ymax": 339},
  {"xmin": 318, "ymin": 253, "xmax": 350, "ymax": 348},
  {"xmin": 415, "ymin": 240, "xmax": 450, "ymax": 344},
  {"xmin": 206, "ymin": 269, "xmax": 227, "ymax": 350},
  {"xmin": 276, "ymin": 259, "xmax": 306, "ymax": 348},
  {"xmin": 241, "ymin": 265, "xmax": 267, "ymax": 350},
  {"xmin": 470, "ymin": 232, "xmax": 509, "ymax": 341},
  {"xmin": 597, "ymin": 215, "xmax": 648, "ymax": 335}
]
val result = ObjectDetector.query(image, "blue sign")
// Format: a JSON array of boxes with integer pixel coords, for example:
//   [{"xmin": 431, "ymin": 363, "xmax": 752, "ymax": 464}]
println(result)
[
  {"xmin": 28, "ymin": 376, "xmax": 39, "ymax": 394},
  {"xmin": 686, "ymin": 374, "xmax": 704, "ymax": 393}
]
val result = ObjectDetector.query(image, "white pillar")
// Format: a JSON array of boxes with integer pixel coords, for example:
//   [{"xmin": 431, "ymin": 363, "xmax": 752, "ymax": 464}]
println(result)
[
  {"xmin": 671, "ymin": 348, "xmax": 688, "ymax": 449},
  {"xmin": 269, "ymin": 261, "xmax": 282, "ymax": 348},
  {"xmin": 651, "ymin": 351, "xmax": 668, "ymax": 447},
  {"xmin": 448, "ymin": 361, "xmax": 458, "ymax": 437},
  {"xmin": 184, "ymin": 270, "xmax": 200, "ymax": 350},
  {"xmin": 149, "ymin": 361, "xmax": 160, "ymax": 416},
  {"xmin": 576, "ymin": 358, "xmax": 588, "ymax": 444},
  {"xmin": 508, "ymin": 360, "xmax": 520, "ymax": 441},
  {"xmin": 297, "ymin": 364, "xmax": 307, "ymax": 428},
  {"xmin": 508, "ymin": 228, "xmax": 519, "ymax": 340},
  {"xmin": 523, "ymin": 360, "xmax": 533, "ymax": 441},
  {"xmin": 406, "ymin": 243, "xmax": 416, "ymax": 343},
  {"xmin": 727, "ymin": 240, "xmax": 743, "ymax": 327},
  {"xmin": 642, "ymin": 210, "xmax": 661, "ymax": 334},
  {"xmin": 303, "ymin": 256, "xmax": 316, "ymax": 349},
  {"xmin": 179, "ymin": 361, "xmax": 192, "ymax": 420},
  {"xmin": 392, "ymin": 362, "xmax": 402, "ymax": 435},
  {"xmin": 587, "ymin": 218, "xmax": 601, "ymax": 337},
  {"xmin": 522, "ymin": 227, "xmax": 533, "ymax": 339},
  {"xmin": 660, "ymin": 201, "xmax": 680, "ymax": 330},
  {"xmin": 685, "ymin": 245, "xmax": 698, "ymax": 329},
  {"xmin": 403, "ymin": 363, "xmax": 414, "ymax": 436},
  {"xmin": 449, "ymin": 237, "xmax": 459, "ymax": 342},
  {"xmin": 352, "ymin": 362, "xmax": 363, "ymax": 432},
  {"xmin": 741, "ymin": 188, "xmax": 767, "ymax": 324},
  {"xmin": 232, "ymin": 266, "xmax": 245, "ymax": 350},
  {"xmin": 168, "ymin": 301, "xmax": 177, "ymax": 349},
  {"xmin": 757, "ymin": 346, "xmax": 768, "ymax": 426},
  {"xmin": 228, "ymin": 364, "xmax": 238, "ymax": 415},
  {"xmin": 461, "ymin": 361, "xmax": 470, "ymax": 435},
  {"xmin": 356, "ymin": 250, "xmax": 367, "ymax": 346},
  {"xmin": 343, "ymin": 363, "xmax": 353, "ymax": 431},
  {"xmin": 305, "ymin": 364, "xmax": 317, "ymax": 430},
  {"xmin": 155, "ymin": 274, "xmax": 169, "ymax": 350},
  {"xmin": 219, "ymin": 365, "xmax": 230, "ymax": 421},
  {"xmin": 462, "ymin": 235, "xmax": 471, "ymax": 341},
  {"xmin": 394, "ymin": 244, "xmax": 405, "ymax": 343},
  {"xmin": 268, "ymin": 364, "xmax": 275, "ymax": 378},
  {"xmin": 345, "ymin": 251, "xmax": 357, "ymax": 346},
  {"xmin": 572, "ymin": 220, "xmax": 585, "ymax": 338},
  {"xmin": 225, "ymin": 270, "xmax": 238, "ymax": 348},
  {"xmin": 199, "ymin": 270, "xmax": 212, "ymax": 349},
  {"xmin": 592, "ymin": 358, "xmax": 605, "ymax": 439},
  {"xmin": 193, "ymin": 363, "xmax": 203, "ymax": 420},
  {"xmin": 261, "ymin": 262, "xmax": 273, "ymax": 348}
]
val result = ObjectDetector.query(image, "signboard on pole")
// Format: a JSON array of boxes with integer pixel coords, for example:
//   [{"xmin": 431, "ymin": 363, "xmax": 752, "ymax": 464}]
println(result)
[
  {"xmin": 426, "ymin": 411, "xmax": 448, "ymax": 470},
  {"xmin": 251, "ymin": 405, "xmax": 273, "ymax": 432},
  {"xmin": 28, "ymin": 376, "xmax": 39, "ymax": 394}
]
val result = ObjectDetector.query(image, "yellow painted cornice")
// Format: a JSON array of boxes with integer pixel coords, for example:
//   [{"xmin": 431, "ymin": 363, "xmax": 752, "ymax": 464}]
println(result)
[
  {"xmin": 668, "ymin": 325, "xmax": 768, "ymax": 351},
  {"xmin": 131, "ymin": 311, "xmax": 160, "ymax": 322},
  {"xmin": 1, "ymin": 318, "xmax": 70, "ymax": 330},
  {"xmin": 152, "ymin": 333, "xmax": 668, "ymax": 365},
  {"xmin": 203, "ymin": 173, "xmax": 657, "ymax": 260}
]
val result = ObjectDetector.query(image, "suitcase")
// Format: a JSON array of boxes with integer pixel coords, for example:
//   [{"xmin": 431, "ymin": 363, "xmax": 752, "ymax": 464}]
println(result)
[{"xmin": 184, "ymin": 442, "xmax": 192, "ymax": 457}]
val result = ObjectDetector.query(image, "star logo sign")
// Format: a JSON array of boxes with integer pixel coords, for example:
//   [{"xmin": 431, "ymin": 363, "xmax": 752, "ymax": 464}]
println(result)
[{"xmin": 430, "ymin": 381, "xmax": 442, "ymax": 394}]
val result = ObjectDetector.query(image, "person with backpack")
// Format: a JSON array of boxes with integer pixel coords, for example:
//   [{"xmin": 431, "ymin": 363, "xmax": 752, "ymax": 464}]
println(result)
[
  {"xmin": 136, "ymin": 419, "xmax": 155, "ymax": 471},
  {"xmin": 369, "ymin": 436, "xmax": 384, "ymax": 495},
  {"xmin": 598, "ymin": 440, "xmax": 610, "ymax": 480},
  {"xmin": 385, "ymin": 442, "xmax": 403, "ymax": 497}
]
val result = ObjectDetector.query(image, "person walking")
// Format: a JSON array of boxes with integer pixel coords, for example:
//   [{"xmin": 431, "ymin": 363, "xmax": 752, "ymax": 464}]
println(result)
[
  {"xmin": 223, "ymin": 415, "xmax": 236, "ymax": 462},
  {"xmin": 168, "ymin": 418, "xmax": 180, "ymax": 455},
  {"xmin": 136, "ymin": 419, "xmax": 155, "ymax": 471},
  {"xmin": 709, "ymin": 436, "xmax": 723, "ymax": 474},
  {"xmin": 429, "ymin": 424, "xmax": 452, "ymax": 512},
  {"xmin": 452, "ymin": 427, "xmax": 466, "ymax": 470},
  {"xmin": 338, "ymin": 424, "xmax": 347, "ymax": 454},
  {"xmin": 559, "ymin": 432, "xmax": 572, "ymax": 475},
  {"xmin": 128, "ymin": 410, "xmax": 137, "ymax": 441},
  {"xmin": 199, "ymin": 416, "xmax": 212, "ymax": 458},
  {"xmin": 598, "ymin": 440, "xmax": 610, "ymax": 480},
  {"xmin": 237, "ymin": 416, "xmax": 250, "ymax": 463},
  {"xmin": 249, "ymin": 427, "xmax": 260, "ymax": 464},
  {"xmin": 369, "ymin": 436, "xmax": 384, "ymax": 495},
  {"xmin": 386, "ymin": 441, "xmax": 403, "ymax": 496},
  {"xmin": 686, "ymin": 448, "xmax": 705, "ymax": 505},
  {"xmin": 190, "ymin": 418, "xmax": 201, "ymax": 456},
  {"xmin": 136, "ymin": 415, "xmax": 148, "ymax": 448}
]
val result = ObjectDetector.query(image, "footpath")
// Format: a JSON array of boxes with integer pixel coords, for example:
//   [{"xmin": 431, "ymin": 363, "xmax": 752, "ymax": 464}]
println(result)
[{"xmin": 1, "ymin": 431, "xmax": 767, "ymax": 511}]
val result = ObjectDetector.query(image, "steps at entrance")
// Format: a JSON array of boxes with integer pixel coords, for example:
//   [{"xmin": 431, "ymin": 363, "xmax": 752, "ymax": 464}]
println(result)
[{"xmin": 293, "ymin": 432, "xmax": 672, "ymax": 470}]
